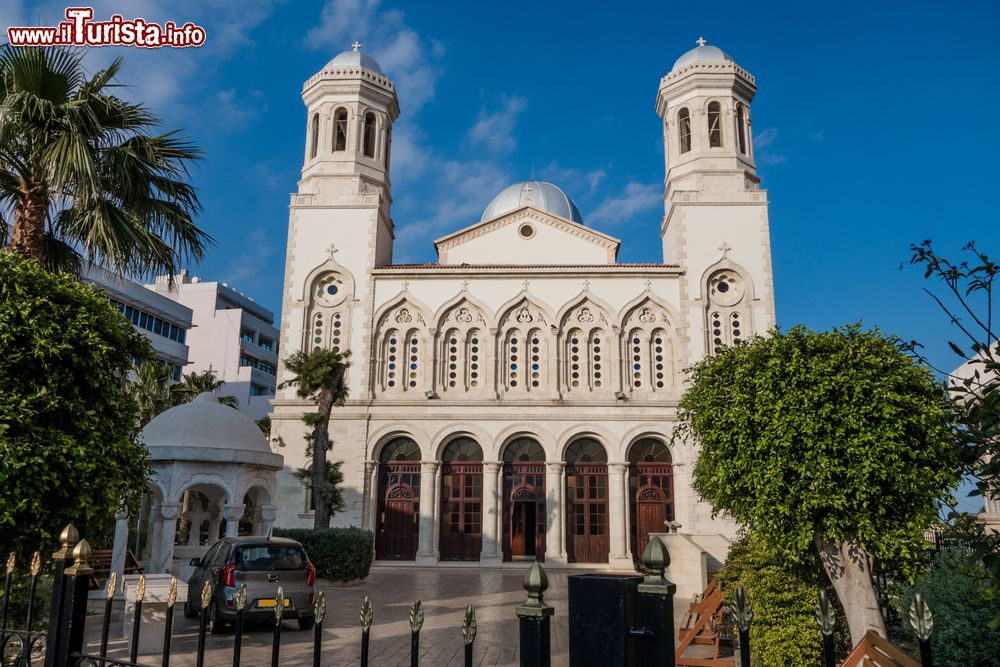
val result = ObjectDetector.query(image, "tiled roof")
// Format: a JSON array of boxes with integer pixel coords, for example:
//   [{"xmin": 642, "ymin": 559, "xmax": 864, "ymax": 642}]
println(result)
[{"xmin": 374, "ymin": 263, "xmax": 680, "ymax": 270}]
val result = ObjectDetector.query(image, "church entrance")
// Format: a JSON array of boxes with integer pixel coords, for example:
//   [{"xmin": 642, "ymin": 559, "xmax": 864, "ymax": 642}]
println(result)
[
  {"xmin": 375, "ymin": 438, "xmax": 421, "ymax": 561},
  {"xmin": 627, "ymin": 438, "xmax": 674, "ymax": 561},
  {"xmin": 565, "ymin": 438, "xmax": 609, "ymax": 563},
  {"xmin": 501, "ymin": 438, "xmax": 546, "ymax": 561},
  {"xmin": 439, "ymin": 438, "xmax": 483, "ymax": 561}
]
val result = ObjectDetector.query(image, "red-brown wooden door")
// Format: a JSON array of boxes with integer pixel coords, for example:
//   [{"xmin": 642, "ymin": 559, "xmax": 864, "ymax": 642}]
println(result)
[
  {"xmin": 375, "ymin": 461, "xmax": 421, "ymax": 561},
  {"xmin": 502, "ymin": 464, "xmax": 546, "ymax": 561},
  {"xmin": 629, "ymin": 463, "xmax": 673, "ymax": 560},
  {"xmin": 566, "ymin": 464, "xmax": 610, "ymax": 563},
  {"xmin": 439, "ymin": 462, "xmax": 482, "ymax": 561}
]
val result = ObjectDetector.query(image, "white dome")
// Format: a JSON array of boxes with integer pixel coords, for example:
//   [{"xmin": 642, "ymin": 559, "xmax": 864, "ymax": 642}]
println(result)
[
  {"xmin": 481, "ymin": 181, "xmax": 583, "ymax": 223},
  {"xmin": 325, "ymin": 48, "xmax": 383, "ymax": 75},
  {"xmin": 672, "ymin": 39, "xmax": 732, "ymax": 71},
  {"xmin": 140, "ymin": 392, "xmax": 276, "ymax": 464}
]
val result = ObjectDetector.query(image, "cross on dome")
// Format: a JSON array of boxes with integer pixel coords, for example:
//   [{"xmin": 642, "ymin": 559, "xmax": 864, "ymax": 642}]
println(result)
[
  {"xmin": 352, "ymin": 40, "xmax": 362, "ymax": 51},
  {"xmin": 696, "ymin": 37, "xmax": 706, "ymax": 47}
]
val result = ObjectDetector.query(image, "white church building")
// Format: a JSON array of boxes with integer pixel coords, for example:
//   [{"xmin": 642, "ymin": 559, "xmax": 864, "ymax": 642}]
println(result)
[{"xmin": 268, "ymin": 39, "xmax": 775, "ymax": 574}]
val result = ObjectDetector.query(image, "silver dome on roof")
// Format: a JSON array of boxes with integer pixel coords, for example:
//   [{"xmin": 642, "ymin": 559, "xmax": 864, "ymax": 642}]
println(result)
[
  {"xmin": 481, "ymin": 181, "xmax": 583, "ymax": 224},
  {"xmin": 672, "ymin": 38, "xmax": 732, "ymax": 71},
  {"xmin": 326, "ymin": 43, "xmax": 384, "ymax": 75}
]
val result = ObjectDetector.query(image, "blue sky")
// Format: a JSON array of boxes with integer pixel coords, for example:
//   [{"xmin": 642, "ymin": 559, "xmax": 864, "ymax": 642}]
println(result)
[{"xmin": 4, "ymin": 1, "xmax": 997, "ymax": 504}]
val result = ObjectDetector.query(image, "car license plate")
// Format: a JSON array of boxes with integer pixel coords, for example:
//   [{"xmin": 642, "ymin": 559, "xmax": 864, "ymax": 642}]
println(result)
[{"xmin": 255, "ymin": 598, "xmax": 294, "ymax": 609}]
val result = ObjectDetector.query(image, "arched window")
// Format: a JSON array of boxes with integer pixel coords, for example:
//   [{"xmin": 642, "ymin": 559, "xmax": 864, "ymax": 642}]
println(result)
[
  {"xmin": 309, "ymin": 113, "xmax": 319, "ymax": 159},
  {"xmin": 708, "ymin": 102, "xmax": 722, "ymax": 148},
  {"xmin": 706, "ymin": 270, "xmax": 751, "ymax": 354},
  {"xmin": 383, "ymin": 328, "xmax": 401, "ymax": 389},
  {"xmin": 502, "ymin": 438, "xmax": 545, "ymax": 463},
  {"xmin": 678, "ymin": 108, "xmax": 692, "ymax": 154},
  {"xmin": 380, "ymin": 437, "xmax": 421, "ymax": 462},
  {"xmin": 565, "ymin": 438, "xmax": 608, "ymax": 463},
  {"xmin": 736, "ymin": 103, "xmax": 746, "ymax": 154},
  {"xmin": 333, "ymin": 107, "xmax": 348, "ymax": 152},
  {"xmin": 385, "ymin": 124, "xmax": 392, "ymax": 168},
  {"xmin": 363, "ymin": 112, "xmax": 376, "ymax": 158},
  {"xmin": 442, "ymin": 437, "xmax": 484, "ymax": 462}
]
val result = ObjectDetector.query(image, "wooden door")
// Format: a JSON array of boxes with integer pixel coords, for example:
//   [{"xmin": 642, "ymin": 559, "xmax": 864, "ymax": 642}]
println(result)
[
  {"xmin": 385, "ymin": 498, "xmax": 415, "ymax": 559},
  {"xmin": 375, "ymin": 462, "xmax": 421, "ymax": 561},
  {"xmin": 566, "ymin": 466, "xmax": 610, "ymax": 563},
  {"xmin": 439, "ymin": 464, "xmax": 483, "ymax": 561},
  {"xmin": 502, "ymin": 464, "xmax": 546, "ymax": 562},
  {"xmin": 636, "ymin": 488, "xmax": 666, "ymax": 558}
]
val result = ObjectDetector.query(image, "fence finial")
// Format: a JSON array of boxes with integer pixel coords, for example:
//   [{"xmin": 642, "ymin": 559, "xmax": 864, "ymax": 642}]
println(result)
[
  {"xmin": 516, "ymin": 561, "xmax": 554, "ymax": 619},
  {"xmin": 136, "ymin": 574, "xmax": 147, "ymax": 603},
  {"xmin": 236, "ymin": 584, "xmax": 248, "ymax": 612},
  {"xmin": 360, "ymin": 595, "xmax": 374, "ymax": 630},
  {"xmin": 65, "ymin": 539, "xmax": 93, "ymax": 575},
  {"xmin": 409, "ymin": 600, "xmax": 424, "ymax": 632},
  {"xmin": 462, "ymin": 604, "xmax": 477, "ymax": 645},
  {"xmin": 5, "ymin": 553, "xmax": 14, "ymax": 576},
  {"xmin": 815, "ymin": 590, "xmax": 836, "ymax": 636},
  {"xmin": 30, "ymin": 551, "xmax": 42, "ymax": 577},
  {"xmin": 275, "ymin": 586, "xmax": 285, "ymax": 622},
  {"xmin": 106, "ymin": 572, "xmax": 118, "ymax": 600},
  {"xmin": 200, "ymin": 580, "xmax": 213, "ymax": 610},
  {"xmin": 167, "ymin": 578, "xmax": 177, "ymax": 608},
  {"xmin": 731, "ymin": 587, "xmax": 753, "ymax": 633},
  {"xmin": 54, "ymin": 524, "xmax": 80, "ymax": 559},
  {"xmin": 908, "ymin": 592, "xmax": 934, "ymax": 641},
  {"xmin": 641, "ymin": 537, "xmax": 670, "ymax": 584},
  {"xmin": 314, "ymin": 591, "xmax": 326, "ymax": 625}
]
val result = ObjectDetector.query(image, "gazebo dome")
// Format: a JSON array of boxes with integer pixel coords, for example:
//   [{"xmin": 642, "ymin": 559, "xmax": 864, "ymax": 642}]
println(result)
[{"xmin": 140, "ymin": 392, "xmax": 279, "ymax": 465}]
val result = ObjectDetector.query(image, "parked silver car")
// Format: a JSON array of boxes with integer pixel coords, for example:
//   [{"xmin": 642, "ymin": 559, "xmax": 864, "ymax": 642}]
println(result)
[{"xmin": 183, "ymin": 536, "xmax": 317, "ymax": 633}]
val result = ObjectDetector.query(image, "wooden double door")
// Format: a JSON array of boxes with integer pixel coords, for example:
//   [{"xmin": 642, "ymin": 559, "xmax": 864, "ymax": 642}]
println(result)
[
  {"xmin": 439, "ymin": 463, "xmax": 483, "ymax": 561},
  {"xmin": 566, "ymin": 464, "xmax": 610, "ymax": 563},
  {"xmin": 629, "ymin": 463, "xmax": 674, "ymax": 560},
  {"xmin": 502, "ymin": 464, "xmax": 546, "ymax": 561},
  {"xmin": 375, "ymin": 463, "xmax": 421, "ymax": 560}
]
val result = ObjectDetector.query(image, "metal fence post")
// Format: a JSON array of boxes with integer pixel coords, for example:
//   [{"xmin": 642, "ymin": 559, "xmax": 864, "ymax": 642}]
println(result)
[
  {"xmin": 909, "ymin": 593, "xmax": 934, "ymax": 667},
  {"xmin": 359, "ymin": 596, "xmax": 373, "ymax": 667},
  {"xmin": 409, "ymin": 600, "xmax": 424, "ymax": 667},
  {"xmin": 195, "ymin": 581, "xmax": 212, "ymax": 667},
  {"xmin": 62, "ymin": 539, "xmax": 95, "ymax": 663},
  {"xmin": 462, "ymin": 604, "xmax": 477, "ymax": 667},
  {"xmin": 233, "ymin": 585, "xmax": 247, "ymax": 667},
  {"xmin": 731, "ymin": 587, "xmax": 753, "ymax": 667},
  {"xmin": 312, "ymin": 592, "xmax": 326, "ymax": 667},
  {"xmin": 130, "ymin": 575, "xmax": 146, "ymax": 664},
  {"xmin": 162, "ymin": 578, "xmax": 177, "ymax": 667},
  {"xmin": 815, "ymin": 590, "xmax": 836, "ymax": 667},
  {"xmin": 271, "ymin": 587, "xmax": 284, "ymax": 667},
  {"xmin": 636, "ymin": 537, "xmax": 676, "ymax": 667},
  {"xmin": 100, "ymin": 573, "xmax": 117, "ymax": 659},
  {"xmin": 515, "ymin": 561, "xmax": 553, "ymax": 667},
  {"xmin": 44, "ymin": 524, "xmax": 78, "ymax": 667}
]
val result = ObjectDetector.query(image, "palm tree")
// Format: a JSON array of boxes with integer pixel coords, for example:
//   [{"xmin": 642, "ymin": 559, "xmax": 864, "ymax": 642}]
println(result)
[
  {"xmin": 0, "ymin": 46, "xmax": 210, "ymax": 275},
  {"xmin": 130, "ymin": 360, "xmax": 173, "ymax": 427},
  {"xmin": 280, "ymin": 349, "xmax": 350, "ymax": 529},
  {"xmin": 171, "ymin": 369, "xmax": 238, "ymax": 408}
]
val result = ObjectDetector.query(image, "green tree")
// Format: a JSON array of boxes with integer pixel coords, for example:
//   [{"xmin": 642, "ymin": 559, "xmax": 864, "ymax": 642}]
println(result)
[
  {"xmin": 0, "ymin": 46, "xmax": 210, "ymax": 275},
  {"xmin": 170, "ymin": 369, "xmax": 238, "ymax": 408},
  {"xmin": 0, "ymin": 250, "xmax": 151, "ymax": 557},
  {"xmin": 129, "ymin": 359, "xmax": 174, "ymax": 426},
  {"xmin": 280, "ymin": 349, "xmax": 350, "ymax": 529},
  {"xmin": 678, "ymin": 325, "xmax": 962, "ymax": 644}
]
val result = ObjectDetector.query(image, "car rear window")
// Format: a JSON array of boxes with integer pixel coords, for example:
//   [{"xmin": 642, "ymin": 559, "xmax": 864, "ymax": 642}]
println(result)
[{"xmin": 234, "ymin": 545, "xmax": 307, "ymax": 571}]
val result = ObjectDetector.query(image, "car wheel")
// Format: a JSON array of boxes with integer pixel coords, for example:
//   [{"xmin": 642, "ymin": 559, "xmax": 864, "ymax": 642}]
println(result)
[
  {"xmin": 208, "ymin": 599, "xmax": 226, "ymax": 635},
  {"xmin": 183, "ymin": 599, "xmax": 198, "ymax": 620},
  {"xmin": 297, "ymin": 616, "xmax": 315, "ymax": 631}
]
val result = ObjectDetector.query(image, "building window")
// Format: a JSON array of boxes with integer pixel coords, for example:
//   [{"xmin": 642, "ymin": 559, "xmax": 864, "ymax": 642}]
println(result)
[
  {"xmin": 678, "ymin": 108, "xmax": 691, "ymax": 153},
  {"xmin": 708, "ymin": 102, "xmax": 722, "ymax": 148},
  {"xmin": 385, "ymin": 124, "xmax": 392, "ymax": 168},
  {"xmin": 706, "ymin": 270, "xmax": 751, "ymax": 354},
  {"xmin": 506, "ymin": 329, "xmax": 521, "ymax": 390},
  {"xmin": 363, "ymin": 112, "xmax": 376, "ymax": 158},
  {"xmin": 258, "ymin": 337, "xmax": 274, "ymax": 352},
  {"xmin": 240, "ymin": 329, "xmax": 255, "ymax": 344},
  {"xmin": 736, "ymin": 103, "xmax": 746, "ymax": 154},
  {"xmin": 309, "ymin": 113, "xmax": 319, "ymax": 159},
  {"xmin": 384, "ymin": 329, "xmax": 400, "ymax": 389},
  {"xmin": 333, "ymin": 107, "xmax": 348, "ymax": 152}
]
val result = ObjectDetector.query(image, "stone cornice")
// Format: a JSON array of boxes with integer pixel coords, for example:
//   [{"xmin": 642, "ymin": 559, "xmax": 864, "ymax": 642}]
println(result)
[
  {"xmin": 371, "ymin": 265, "xmax": 683, "ymax": 278},
  {"xmin": 433, "ymin": 206, "xmax": 621, "ymax": 255}
]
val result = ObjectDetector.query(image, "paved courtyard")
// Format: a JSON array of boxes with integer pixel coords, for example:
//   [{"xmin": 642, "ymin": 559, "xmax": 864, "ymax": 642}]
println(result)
[{"xmin": 91, "ymin": 567, "xmax": 705, "ymax": 666}]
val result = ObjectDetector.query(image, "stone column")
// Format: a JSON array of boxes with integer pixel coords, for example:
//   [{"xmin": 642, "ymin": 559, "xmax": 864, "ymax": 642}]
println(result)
[
  {"xmin": 481, "ymin": 461, "xmax": 502, "ymax": 565},
  {"xmin": 416, "ymin": 462, "xmax": 439, "ymax": 564},
  {"xmin": 431, "ymin": 464, "xmax": 443, "ymax": 559},
  {"xmin": 206, "ymin": 506, "xmax": 222, "ymax": 543},
  {"xmin": 223, "ymin": 504, "xmax": 246, "ymax": 539},
  {"xmin": 362, "ymin": 461, "xmax": 377, "ymax": 532},
  {"xmin": 544, "ymin": 463, "xmax": 565, "ymax": 565},
  {"xmin": 608, "ymin": 463, "xmax": 632, "ymax": 568},
  {"xmin": 184, "ymin": 511, "xmax": 203, "ymax": 545},
  {"xmin": 110, "ymin": 510, "xmax": 130, "ymax": 592},
  {"xmin": 151, "ymin": 503, "xmax": 180, "ymax": 574},
  {"xmin": 259, "ymin": 505, "xmax": 278, "ymax": 537}
]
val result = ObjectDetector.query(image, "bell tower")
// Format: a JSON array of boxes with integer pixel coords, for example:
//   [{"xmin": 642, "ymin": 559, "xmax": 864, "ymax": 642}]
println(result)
[{"xmin": 656, "ymin": 39, "xmax": 775, "ymax": 362}]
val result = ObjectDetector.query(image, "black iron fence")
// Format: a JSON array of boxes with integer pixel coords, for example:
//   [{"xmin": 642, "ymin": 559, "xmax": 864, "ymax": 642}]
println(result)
[{"xmin": 0, "ymin": 525, "xmax": 938, "ymax": 667}]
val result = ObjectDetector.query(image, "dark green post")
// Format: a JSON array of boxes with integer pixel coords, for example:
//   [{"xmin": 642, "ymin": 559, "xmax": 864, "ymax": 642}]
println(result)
[
  {"xmin": 637, "ymin": 537, "xmax": 677, "ymax": 667},
  {"xmin": 516, "ymin": 561, "xmax": 553, "ymax": 667}
]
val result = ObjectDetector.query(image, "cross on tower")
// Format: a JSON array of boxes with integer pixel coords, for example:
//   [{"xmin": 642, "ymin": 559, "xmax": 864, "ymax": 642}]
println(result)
[
  {"xmin": 696, "ymin": 37, "xmax": 706, "ymax": 47},
  {"xmin": 326, "ymin": 243, "xmax": 338, "ymax": 257},
  {"xmin": 352, "ymin": 40, "xmax": 362, "ymax": 51},
  {"xmin": 521, "ymin": 280, "xmax": 530, "ymax": 291},
  {"xmin": 460, "ymin": 280, "xmax": 469, "ymax": 291},
  {"xmin": 718, "ymin": 242, "xmax": 731, "ymax": 258},
  {"xmin": 582, "ymin": 279, "xmax": 591, "ymax": 291},
  {"xmin": 401, "ymin": 280, "xmax": 409, "ymax": 291}
]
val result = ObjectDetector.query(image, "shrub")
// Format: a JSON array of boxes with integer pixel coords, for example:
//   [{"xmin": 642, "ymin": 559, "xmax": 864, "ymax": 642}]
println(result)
[
  {"xmin": 898, "ymin": 546, "xmax": 1000, "ymax": 667},
  {"xmin": 272, "ymin": 527, "xmax": 373, "ymax": 582},
  {"xmin": 717, "ymin": 532, "xmax": 842, "ymax": 666}
]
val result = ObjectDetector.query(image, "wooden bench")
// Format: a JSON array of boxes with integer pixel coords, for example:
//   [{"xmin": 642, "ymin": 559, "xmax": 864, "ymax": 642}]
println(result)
[{"xmin": 89, "ymin": 549, "xmax": 144, "ymax": 590}]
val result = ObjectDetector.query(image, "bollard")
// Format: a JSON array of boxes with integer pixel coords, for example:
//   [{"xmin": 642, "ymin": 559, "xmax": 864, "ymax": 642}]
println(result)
[
  {"xmin": 731, "ymin": 587, "xmax": 753, "ymax": 667},
  {"xmin": 516, "ymin": 561, "xmax": 553, "ymax": 667},
  {"xmin": 637, "ymin": 537, "xmax": 677, "ymax": 667},
  {"xmin": 815, "ymin": 590, "xmax": 835, "ymax": 667}
]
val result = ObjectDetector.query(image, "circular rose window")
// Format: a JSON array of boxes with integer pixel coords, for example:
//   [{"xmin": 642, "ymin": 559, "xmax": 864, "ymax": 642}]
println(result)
[{"xmin": 518, "ymin": 223, "xmax": 535, "ymax": 239}]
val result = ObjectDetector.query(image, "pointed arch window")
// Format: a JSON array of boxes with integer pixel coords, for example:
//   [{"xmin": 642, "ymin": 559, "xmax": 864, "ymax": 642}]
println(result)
[
  {"xmin": 708, "ymin": 102, "xmax": 723, "ymax": 148},
  {"xmin": 678, "ymin": 108, "xmax": 692, "ymax": 154},
  {"xmin": 706, "ymin": 270, "xmax": 751, "ymax": 354},
  {"xmin": 736, "ymin": 103, "xmax": 747, "ymax": 154},
  {"xmin": 309, "ymin": 113, "xmax": 319, "ymax": 159},
  {"xmin": 334, "ymin": 107, "xmax": 348, "ymax": 152},
  {"xmin": 385, "ymin": 124, "xmax": 392, "ymax": 168},
  {"xmin": 363, "ymin": 112, "xmax": 376, "ymax": 158}
]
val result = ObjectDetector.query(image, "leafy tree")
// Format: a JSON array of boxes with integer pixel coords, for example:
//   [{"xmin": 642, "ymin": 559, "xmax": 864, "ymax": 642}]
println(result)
[
  {"xmin": 678, "ymin": 325, "xmax": 962, "ymax": 644},
  {"xmin": 898, "ymin": 545, "xmax": 1000, "ymax": 666},
  {"xmin": 280, "ymin": 349, "xmax": 350, "ymax": 529},
  {"xmin": 0, "ymin": 46, "xmax": 210, "ymax": 275},
  {"xmin": 129, "ymin": 360, "xmax": 174, "ymax": 426},
  {"xmin": 0, "ymin": 250, "xmax": 151, "ymax": 558},
  {"xmin": 907, "ymin": 240, "xmax": 1000, "ymax": 626},
  {"xmin": 171, "ymin": 369, "xmax": 238, "ymax": 408}
]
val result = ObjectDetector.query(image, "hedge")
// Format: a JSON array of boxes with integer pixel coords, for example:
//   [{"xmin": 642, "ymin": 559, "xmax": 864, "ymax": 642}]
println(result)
[{"xmin": 272, "ymin": 527, "xmax": 373, "ymax": 582}]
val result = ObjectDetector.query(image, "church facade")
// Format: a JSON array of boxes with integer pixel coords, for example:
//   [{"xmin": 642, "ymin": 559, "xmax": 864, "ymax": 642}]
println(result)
[{"xmin": 269, "ymin": 40, "xmax": 775, "ymax": 570}]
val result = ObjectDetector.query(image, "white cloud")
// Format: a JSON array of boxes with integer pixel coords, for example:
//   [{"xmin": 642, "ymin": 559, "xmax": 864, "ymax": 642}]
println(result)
[
  {"xmin": 586, "ymin": 182, "xmax": 662, "ymax": 227},
  {"xmin": 305, "ymin": 0, "xmax": 443, "ymax": 113},
  {"xmin": 537, "ymin": 161, "xmax": 606, "ymax": 195},
  {"xmin": 753, "ymin": 128, "xmax": 785, "ymax": 165},
  {"xmin": 466, "ymin": 95, "xmax": 527, "ymax": 154}
]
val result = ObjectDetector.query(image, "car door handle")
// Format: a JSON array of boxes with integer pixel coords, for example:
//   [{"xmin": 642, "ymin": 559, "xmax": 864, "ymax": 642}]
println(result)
[{"xmin": 267, "ymin": 574, "xmax": 279, "ymax": 583}]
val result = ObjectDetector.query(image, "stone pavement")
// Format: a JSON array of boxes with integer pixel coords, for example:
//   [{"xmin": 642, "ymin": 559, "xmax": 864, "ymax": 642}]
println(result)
[{"xmin": 90, "ymin": 566, "xmax": 704, "ymax": 666}]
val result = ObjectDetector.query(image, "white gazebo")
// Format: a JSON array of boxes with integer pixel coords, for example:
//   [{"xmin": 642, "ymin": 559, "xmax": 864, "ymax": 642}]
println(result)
[{"xmin": 111, "ymin": 392, "xmax": 283, "ymax": 582}]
